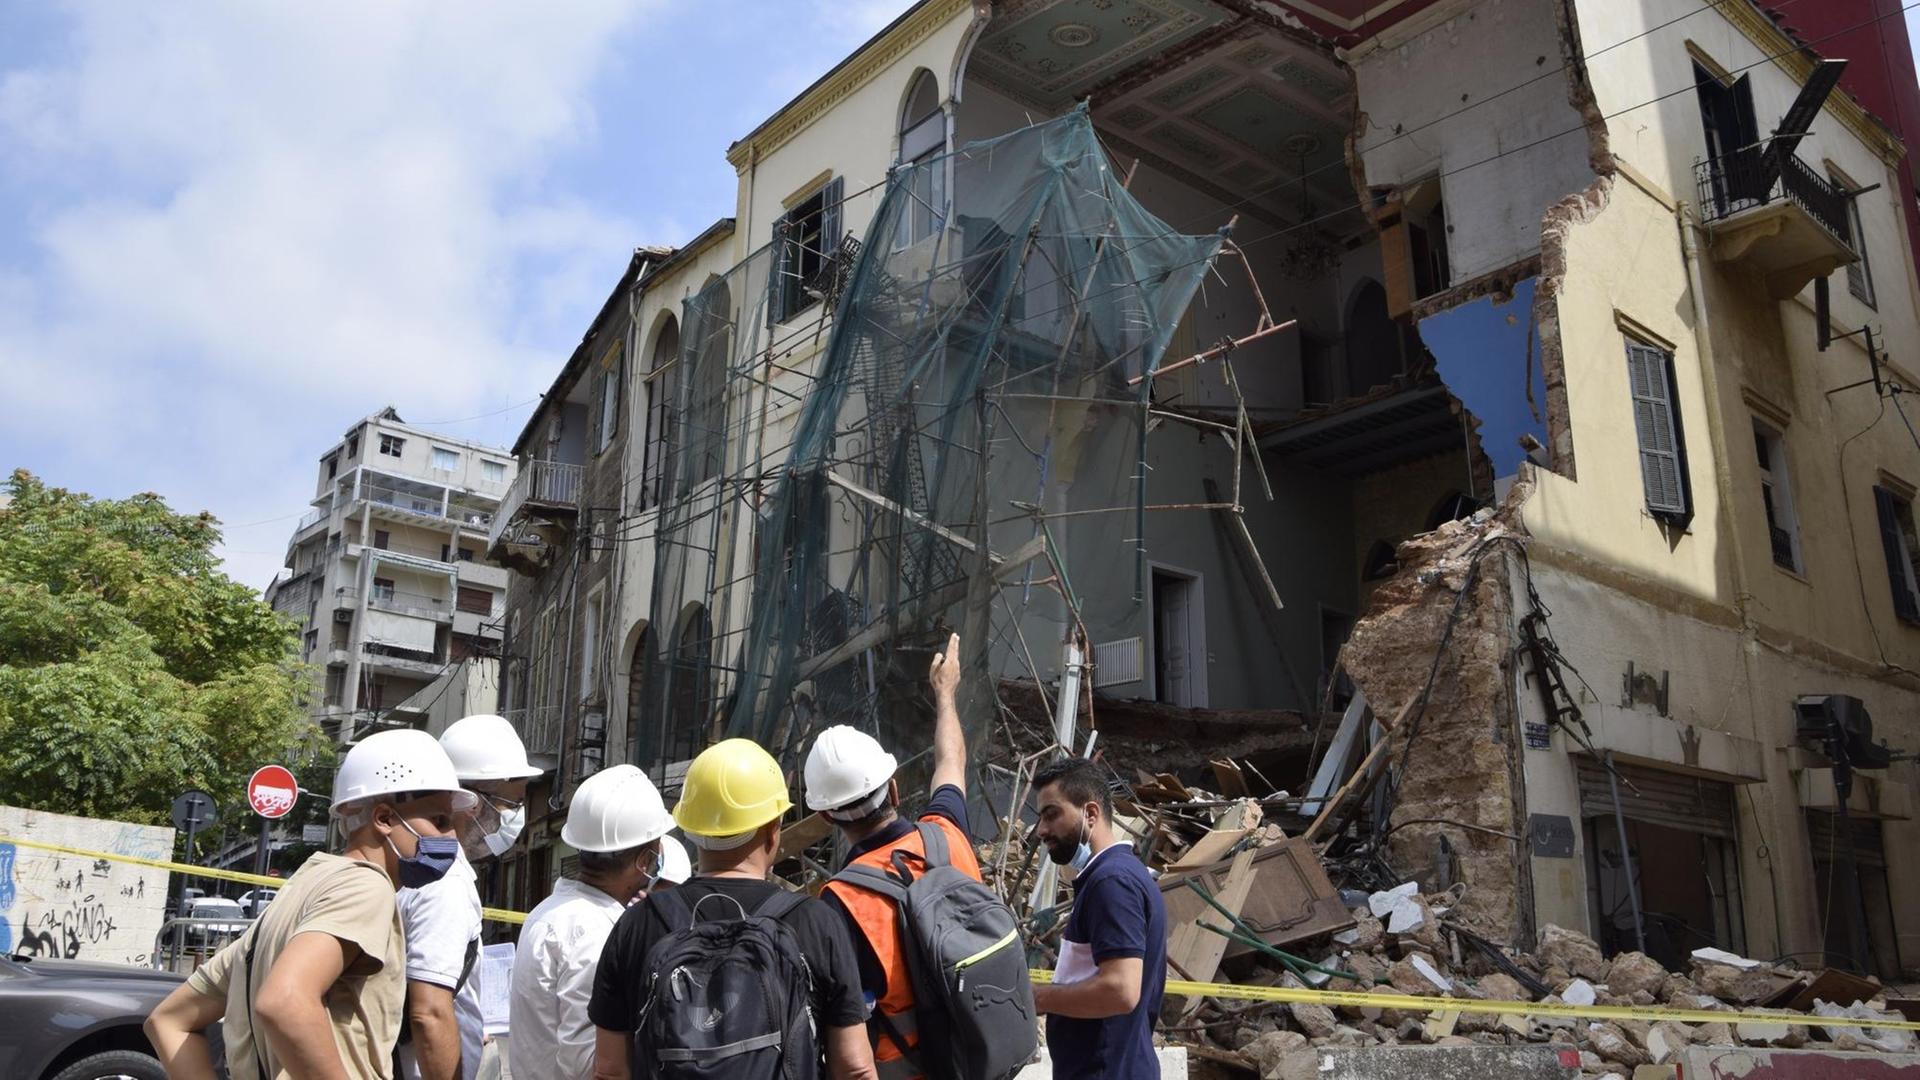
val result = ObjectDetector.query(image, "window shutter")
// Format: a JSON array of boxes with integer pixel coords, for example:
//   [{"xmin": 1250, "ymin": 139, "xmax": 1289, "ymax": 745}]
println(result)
[
  {"xmin": 822, "ymin": 176, "xmax": 844, "ymax": 263},
  {"xmin": 1873, "ymin": 486, "xmax": 1919, "ymax": 621},
  {"xmin": 1626, "ymin": 342, "xmax": 1688, "ymax": 516},
  {"xmin": 773, "ymin": 209, "xmax": 795, "ymax": 324}
]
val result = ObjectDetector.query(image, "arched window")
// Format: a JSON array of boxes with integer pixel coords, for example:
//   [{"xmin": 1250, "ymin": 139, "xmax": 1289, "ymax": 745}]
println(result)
[
  {"xmin": 1344, "ymin": 279, "xmax": 1401, "ymax": 396},
  {"xmin": 896, "ymin": 70, "xmax": 946, "ymax": 248},
  {"xmin": 688, "ymin": 283, "xmax": 732, "ymax": 484},
  {"xmin": 667, "ymin": 605, "xmax": 713, "ymax": 763},
  {"xmin": 625, "ymin": 625, "xmax": 653, "ymax": 766},
  {"xmin": 642, "ymin": 315, "xmax": 679, "ymax": 507},
  {"xmin": 1362, "ymin": 539, "xmax": 1399, "ymax": 582}
]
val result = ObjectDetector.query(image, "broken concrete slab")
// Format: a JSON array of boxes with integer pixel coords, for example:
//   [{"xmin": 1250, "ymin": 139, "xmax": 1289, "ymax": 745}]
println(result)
[
  {"xmin": 1370, "ymin": 881, "xmax": 1419, "ymax": 917},
  {"xmin": 1292, "ymin": 1044, "xmax": 1580, "ymax": 1080},
  {"xmin": 1643, "ymin": 1022, "xmax": 1692, "ymax": 1066},
  {"xmin": 1561, "ymin": 978, "xmax": 1596, "ymax": 1007},
  {"xmin": 1241, "ymin": 1031, "xmax": 1309, "ymax": 1080},
  {"xmin": 1692, "ymin": 960, "xmax": 1779, "ymax": 1004},
  {"xmin": 1013, "ymin": 1047, "xmax": 1187, "ymax": 1079},
  {"xmin": 1679, "ymin": 1046, "xmax": 1920, "ymax": 1077}
]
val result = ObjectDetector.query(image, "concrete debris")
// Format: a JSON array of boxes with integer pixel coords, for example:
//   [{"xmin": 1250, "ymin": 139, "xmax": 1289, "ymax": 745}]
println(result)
[
  {"xmin": 1586, "ymin": 1022, "xmax": 1649, "ymax": 1068},
  {"xmin": 1643, "ymin": 1021, "xmax": 1693, "ymax": 1065},
  {"xmin": 1690, "ymin": 947, "xmax": 1761, "ymax": 970},
  {"xmin": 1290, "ymin": 1000, "xmax": 1340, "ymax": 1039},
  {"xmin": 1369, "ymin": 882, "xmax": 1419, "ymax": 918},
  {"xmin": 1603, "ymin": 952, "xmax": 1666, "ymax": 999},
  {"xmin": 1240, "ymin": 1030, "xmax": 1309, "ymax": 1080},
  {"xmin": 1536, "ymin": 924, "xmax": 1609, "ymax": 980},
  {"xmin": 1561, "ymin": 978, "xmax": 1597, "ymax": 1007},
  {"xmin": 1409, "ymin": 954, "xmax": 1454, "ymax": 993},
  {"xmin": 1690, "ymin": 958, "xmax": 1779, "ymax": 1004}
]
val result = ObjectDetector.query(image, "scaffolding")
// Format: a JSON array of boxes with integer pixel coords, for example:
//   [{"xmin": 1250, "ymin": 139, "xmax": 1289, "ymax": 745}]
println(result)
[{"xmin": 634, "ymin": 106, "xmax": 1295, "ymax": 801}]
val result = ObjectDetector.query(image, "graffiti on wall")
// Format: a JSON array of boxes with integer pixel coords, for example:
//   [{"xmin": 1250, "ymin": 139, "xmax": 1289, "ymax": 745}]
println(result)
[{"xmin": 0, "ymin": 806, "xmax": 173, "ymax": 967}]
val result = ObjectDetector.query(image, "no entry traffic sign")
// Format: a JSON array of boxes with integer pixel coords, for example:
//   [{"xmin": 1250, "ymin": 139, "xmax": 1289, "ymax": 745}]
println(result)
[{"xmin": 247, "ymin": 765, "xmax": 300, "ymax": 819}]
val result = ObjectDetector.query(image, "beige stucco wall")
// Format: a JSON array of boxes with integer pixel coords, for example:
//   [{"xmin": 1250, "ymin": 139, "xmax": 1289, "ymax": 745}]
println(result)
[{"xmin": 1516, "ymin": 0, "xmax": 1920, "ymax": 964}]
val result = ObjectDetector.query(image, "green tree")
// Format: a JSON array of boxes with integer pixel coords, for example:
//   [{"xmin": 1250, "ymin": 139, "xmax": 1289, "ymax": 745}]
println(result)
[{"xmin": 0, "ymin": 469, "xmax": 320, "ymax": 824}]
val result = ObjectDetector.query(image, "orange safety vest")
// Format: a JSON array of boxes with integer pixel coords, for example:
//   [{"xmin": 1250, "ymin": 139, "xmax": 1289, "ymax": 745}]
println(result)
[{"xmin": 823, "ymin": 814, "xmax": 982, "ymax": 1078}]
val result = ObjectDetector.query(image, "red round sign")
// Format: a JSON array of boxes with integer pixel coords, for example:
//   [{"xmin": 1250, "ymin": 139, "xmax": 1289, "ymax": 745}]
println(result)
[{"xmin": 247, "ymin": 765, "xmax": 300, "ymax": 819}]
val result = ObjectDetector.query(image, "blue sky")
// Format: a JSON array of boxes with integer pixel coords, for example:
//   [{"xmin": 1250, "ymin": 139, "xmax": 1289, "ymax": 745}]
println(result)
[
  {"xmin": 5, "ymin": 4, "xmax": 1920, "ymax": 591},
  {"xmin": 0, "ymin": 0, "xmax": 914, "ymax": 589}
]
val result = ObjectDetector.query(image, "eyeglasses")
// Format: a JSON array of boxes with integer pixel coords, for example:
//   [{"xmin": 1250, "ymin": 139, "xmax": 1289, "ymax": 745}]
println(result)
[{"xmin": 477, "ymin": 792, "xmax": 525, "ymax": 814}]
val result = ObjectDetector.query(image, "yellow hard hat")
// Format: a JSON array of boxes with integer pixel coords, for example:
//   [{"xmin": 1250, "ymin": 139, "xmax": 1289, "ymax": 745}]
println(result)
[{"xmin": 672, "ymin": 738, "xmax": 793, "ymax": 841}]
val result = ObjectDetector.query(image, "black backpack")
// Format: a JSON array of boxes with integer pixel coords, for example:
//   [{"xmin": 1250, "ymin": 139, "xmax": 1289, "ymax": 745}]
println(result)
[
  {"xmin": 636, "ymin": 887, "xmax": 820, "ymax": 1080},
  {"xmin": 834, "ymin": 822, "xmax": 1038, "ymax": 1080}
]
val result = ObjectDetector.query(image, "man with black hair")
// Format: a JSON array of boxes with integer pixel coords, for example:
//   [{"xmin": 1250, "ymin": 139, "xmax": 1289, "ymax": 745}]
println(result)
[
  {"xmin": 1029, "ymin": 756, "xmax": 1165, "ymax": 1080},
  {"xmin": 802, "ymin": 632, "xmax": 976, "ymax": 1078}
]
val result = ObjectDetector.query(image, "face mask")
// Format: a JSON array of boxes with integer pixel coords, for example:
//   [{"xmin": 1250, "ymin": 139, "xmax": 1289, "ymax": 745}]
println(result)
[
  {"xmin": 482, "ymin": 805, "xmax": 526, "ymax": 857},
  {"xmin": 1051, "ymin": 814, "xmax": 1094, "ymax": 871},
  {"xmin": 388, "ymin": 817, "xmax": 461, "ymax": 888}
]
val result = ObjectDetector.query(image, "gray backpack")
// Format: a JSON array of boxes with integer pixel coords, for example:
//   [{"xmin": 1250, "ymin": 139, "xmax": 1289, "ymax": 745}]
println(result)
[{"xmin": 834, "ymin": 822, "xmax": 1037, "ymax": 1080}]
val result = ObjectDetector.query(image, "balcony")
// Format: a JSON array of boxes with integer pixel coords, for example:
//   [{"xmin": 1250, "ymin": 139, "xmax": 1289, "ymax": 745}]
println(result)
[
  {"xmin": 341, "ymin": 470, "xmax": 497, "ymax": 533},
  {"xmin": 487, "ymin": 459, "xmax": 584, "ymax": 571},
  {"xmin": 294, "ymin": 505, "xmax": 328, "ymax": 534},
  {"xmin": 1695, "ymin": 144, "xmax": 1856, "ymax": 298},
  {"xmin": 367, "ymin": 584, "xmax": 453, "ymax": 623}
]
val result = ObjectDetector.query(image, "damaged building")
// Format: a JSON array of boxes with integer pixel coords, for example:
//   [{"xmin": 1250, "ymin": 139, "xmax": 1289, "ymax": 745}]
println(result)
[{"xmin": 482, "ymin": 0, "xmax": 1919, "ymax": 994}]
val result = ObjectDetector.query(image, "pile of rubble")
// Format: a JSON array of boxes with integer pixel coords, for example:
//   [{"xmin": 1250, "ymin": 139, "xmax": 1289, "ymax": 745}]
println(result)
[{"xmin": 1186, "ymin": 885, "xmax": 1914, "ymax": 1079}]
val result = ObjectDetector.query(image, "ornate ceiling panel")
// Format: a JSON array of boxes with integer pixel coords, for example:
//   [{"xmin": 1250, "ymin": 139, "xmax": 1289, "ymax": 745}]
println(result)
[{"xmin": 969, "ymin": 0, "xmax": 1233, "ymax": 108}]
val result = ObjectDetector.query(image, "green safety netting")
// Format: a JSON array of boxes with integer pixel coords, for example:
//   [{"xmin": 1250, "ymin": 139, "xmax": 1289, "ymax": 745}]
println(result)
[{"xmin": 637, "ymin": 106, "xmax": 1223, "ymax": 782}]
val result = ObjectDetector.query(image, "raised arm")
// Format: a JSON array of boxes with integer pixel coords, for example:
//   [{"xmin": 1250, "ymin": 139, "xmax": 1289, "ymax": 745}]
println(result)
[{"xmin": 928, "ymin": 631, "xmax": 966, "ymax": 794}]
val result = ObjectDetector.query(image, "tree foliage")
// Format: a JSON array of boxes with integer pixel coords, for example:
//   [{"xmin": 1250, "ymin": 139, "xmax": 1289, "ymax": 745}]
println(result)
[{"xmin": 0, "ymin": 469, "xmax": 322, "ymax": 824}]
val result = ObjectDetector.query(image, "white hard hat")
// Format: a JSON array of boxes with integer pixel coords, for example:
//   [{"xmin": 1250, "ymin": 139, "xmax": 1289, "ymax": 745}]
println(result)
[
  {"xmin": 439, "ymin": 714, "xmax": 543, "ymax": 781},
  {"xmin": 803, "ymin": 725, "xmax": 898, "ymax": 813},
  {"xmin": 655, "ymin": 835, "xmax": 691, "ymax": 884},
  {"xmin": 561, "ymin": 765, "xmax": 674, "ymax": 852},
  {"xmin": 331, "ymin": 729, "xmax": 477, "ymax": 812}
]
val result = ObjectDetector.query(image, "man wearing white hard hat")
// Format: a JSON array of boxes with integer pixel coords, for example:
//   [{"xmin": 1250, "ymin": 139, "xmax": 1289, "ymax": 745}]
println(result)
[
  {"xmin": 146, "ymin": 730, "xmax": 475, "ymax": 1080},
  {"xmin": 805, "ymin": 632, "xmax": 979, "ymax": 1080},
  {"xmin": 509, "ymin": 764, "xmax": 675, "ymax": 1080},
  {"xmin": 398, "ymin": 714, "xmax": 544, "ymax": 1080}
]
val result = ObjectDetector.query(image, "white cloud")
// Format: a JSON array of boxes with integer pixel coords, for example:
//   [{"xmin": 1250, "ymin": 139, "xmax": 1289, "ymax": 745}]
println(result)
[{"xmin": 0, "ymin": 1, "xmax": 661, "ymax": 587}]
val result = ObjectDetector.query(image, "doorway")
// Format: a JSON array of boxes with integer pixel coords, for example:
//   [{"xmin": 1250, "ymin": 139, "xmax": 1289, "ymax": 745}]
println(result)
[{"xmin": 1150, "ymin": 567, "xmax": 1206, "ymax": 708}]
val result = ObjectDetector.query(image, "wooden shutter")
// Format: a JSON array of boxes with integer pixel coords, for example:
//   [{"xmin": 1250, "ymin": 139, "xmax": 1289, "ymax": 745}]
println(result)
[
  {"xmin": 1873, "ymin": 486, "xmax": 1919, "ymax": 621},
  {"xmin": 821, "ymin": 176, "xmax": 844, "ymax": 260},
  {"xmin": 1806, "ymin": 810, "xmax": 1886, "ymax": 870},
  {"xmin": 772, "ymin": 208, "xmax": 795, "ymax": 324},
  {"xmin": 1575, "ymin": 757, "xmax": 1737, "ymax": 839},
  {"xmin": 1375, "ymin": 199, "xmax": 1414, "ymax": 318},
  {"xmin": 1626, "ymin": 341, "xmax": 1689, "ymax": 516}
]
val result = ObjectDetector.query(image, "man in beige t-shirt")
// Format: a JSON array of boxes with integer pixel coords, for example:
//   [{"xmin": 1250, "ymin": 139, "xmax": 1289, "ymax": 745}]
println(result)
[{"xmin": 145, "ymin": 730, "xmax": 477, "ymax": 1080}]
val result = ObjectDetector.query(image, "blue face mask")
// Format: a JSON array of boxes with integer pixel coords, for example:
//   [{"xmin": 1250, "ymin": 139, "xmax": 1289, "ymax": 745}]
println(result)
[
  {"xmin": 1068, "ymin": 841, "xmax": 1093, "ymax": 873},
  {"xmin": 388, "ymin": 817, "xmax": 461, "ymax": 888}
]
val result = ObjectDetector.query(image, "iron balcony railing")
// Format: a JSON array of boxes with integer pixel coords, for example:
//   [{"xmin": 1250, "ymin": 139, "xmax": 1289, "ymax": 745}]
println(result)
[
  {"xmin": 295, "ymin": 505, "xmax": 328, "ymax": 532},
  {"xmin": 488, "ymin": 459, "xmax": 584, "ymax": 550},
  {"xmin": 1694, "ymin": 142, "xmax": 1853, "ymax": 248}
]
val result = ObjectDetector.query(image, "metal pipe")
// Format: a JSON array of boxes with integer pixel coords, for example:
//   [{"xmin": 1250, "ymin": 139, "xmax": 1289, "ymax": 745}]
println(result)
[
  {"xmin": 1603, "ymin": 750, "xmax": 1648, "ymax": 955},
  {"xmin": 1126, "ymin": 319, "xmax": 1297, "ymax": 386}
]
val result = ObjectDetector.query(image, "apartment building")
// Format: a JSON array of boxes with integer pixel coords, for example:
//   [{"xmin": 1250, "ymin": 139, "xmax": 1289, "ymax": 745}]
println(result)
[
  {"xmin": 491, "ymin": 0, "xmax": 1918, "ymax": 972},
  {"xmin": 268, "ymin": 407, "xmax": 516, "ymax": 745}
]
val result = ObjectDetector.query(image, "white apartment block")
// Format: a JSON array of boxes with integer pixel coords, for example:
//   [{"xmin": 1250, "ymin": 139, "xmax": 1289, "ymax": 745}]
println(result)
[{"xmin": 267, "ymin": 407, "xmax": 517, "ymax": 744}]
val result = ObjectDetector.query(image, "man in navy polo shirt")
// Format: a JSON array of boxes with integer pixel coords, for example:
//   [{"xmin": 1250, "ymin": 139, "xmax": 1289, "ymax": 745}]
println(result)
[{"xmin": 1030, "ymin": 757, "xmax": 1166, "ymax": 1080}]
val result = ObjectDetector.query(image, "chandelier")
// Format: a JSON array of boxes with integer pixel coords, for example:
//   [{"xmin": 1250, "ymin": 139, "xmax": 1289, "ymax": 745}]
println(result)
[{"xmin": 1275, "ymin": 133, "xmax": 1342, "ymax": 281}]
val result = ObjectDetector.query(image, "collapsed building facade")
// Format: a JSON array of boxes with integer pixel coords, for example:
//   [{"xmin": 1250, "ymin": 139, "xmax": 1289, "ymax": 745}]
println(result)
[{"xmin": 483, "ymin": 0, "xmax": 1919, "ymax": 981}]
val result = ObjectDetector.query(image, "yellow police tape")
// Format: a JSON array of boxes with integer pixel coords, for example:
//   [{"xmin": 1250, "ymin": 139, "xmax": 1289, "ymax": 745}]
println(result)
[
  {"xmin": 0, "ymin": 835, "xmax": 528, "ymax": 926},
  {"xmin": 9, "ymin": 835, "xmax": 1916, "ymax": 1032}
]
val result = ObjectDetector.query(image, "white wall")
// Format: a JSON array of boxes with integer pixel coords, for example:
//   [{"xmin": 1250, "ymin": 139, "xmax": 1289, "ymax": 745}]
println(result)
[
  {"xmin": 0, "ymin": 806, "xmax": 174, "ymax": 966},
  {"xmin": 1351, "ymin": 0, "xmax": 1597, "ymax": 283}
]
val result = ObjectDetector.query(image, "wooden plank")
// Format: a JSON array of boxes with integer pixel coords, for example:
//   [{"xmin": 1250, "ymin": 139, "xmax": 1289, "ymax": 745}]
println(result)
[
  {"xmin": 1164, "ymin": 847, "xmax": 1258, "ymax": 1019},
  {"xmin": 1302, "ymin": 696, "xmax": 1416, "ymax": 844},
  {"xmin": 1167, "ymin": 799, "xmax": 1261, "ymax": 872},
  {"xmin": 776, "ymin": 812, "xmax": 834, "ymax": 862},
  {"xmin": 1210, "ymin": 759, "xmax": 1250, "ymax": 799}
]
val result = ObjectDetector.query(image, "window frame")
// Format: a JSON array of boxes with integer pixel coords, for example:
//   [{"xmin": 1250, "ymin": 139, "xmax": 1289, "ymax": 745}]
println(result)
[
  {"xmin": 773, "ymin": 176, "xmax": 843, "ymax": 324},
  {"xmin": 378, "ymin": 433, "xmax": 405, "ymax": 458},
  {"xmin": 430, "ymin": 446, "xmax": 460, "ymax": 473},
  {"xmin": 481, "ymin": 459, "xmax": 507, "ymax": 483},
  {"xmin": 1624, "ymin": 334, "xmax": 1693, "ymax": 523},
  {"xmin": 1751, "ymin": 418, "xmax": 1803, "ymax": 573},
  {"xmin": 895, "ymin": 71, "xmax": 947, "ymax": 250},
  {"xmin": 1873, "ymin": 484, "xmax": 1920, "ymax": 625},
  {"xmin": 1831, "ymin": 167, "xmax": 1877, "ymax": 309},
  {"xmin": 596, "ymin": 343, "xmax": 623, "ymax": 455}
]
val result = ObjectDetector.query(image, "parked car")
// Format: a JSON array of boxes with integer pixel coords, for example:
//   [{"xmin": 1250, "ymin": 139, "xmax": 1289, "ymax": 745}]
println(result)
[
  {"xmin": 236, "ymin": 888, "xmax": 277, "ymax": 918},
  {"xmin": 0, "ymin": 953, "xmax": 221, "ymax": 1080}
]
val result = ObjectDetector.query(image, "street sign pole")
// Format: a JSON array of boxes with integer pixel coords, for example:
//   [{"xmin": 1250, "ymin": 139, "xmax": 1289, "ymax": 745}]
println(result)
[
  {"xmin": 170, "ymin": 790, "xmax": 218, "ymax": 907},
  {"xmin": 246, "ymin": 765, "xmax": 299, "ymax": 881}
]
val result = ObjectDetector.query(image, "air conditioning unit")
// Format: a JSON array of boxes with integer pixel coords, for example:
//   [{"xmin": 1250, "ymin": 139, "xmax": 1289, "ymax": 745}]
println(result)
[
  {"xmin": 1795, "ymin": 694, "xmax": 1892, "ymax": 769},
  {"xmin": 333, "ymin": 610, "xmax": 353, "ymax": 625}
]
